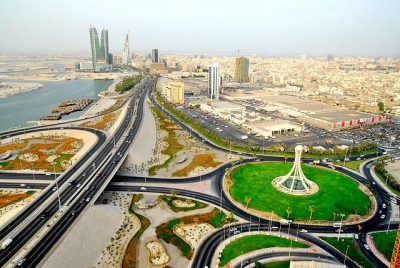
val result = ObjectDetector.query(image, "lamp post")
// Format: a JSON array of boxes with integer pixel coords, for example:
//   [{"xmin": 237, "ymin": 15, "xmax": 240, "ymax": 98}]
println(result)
[
  {"xmin": 278, "ymin": 221, "xmax": 282, "ymax": 237},
  {"xmin": 53, "ymin": 162, "xmax": 62, "ymax": 212},
  {"xmin": 19, "ymin": 152, "xmax": 22, "ymax": 170},
  {"xmin": 344, "ymin": 245, "xmax": 349, "ymax": 265},
  {"xmin": 240, "ymin": 251, "xmax": 244, "ymax": 268},
  {"xmin": 31, "ymin": 163, "xmax": 35, "ymax": 181},
  {"xmin": 296, "ymin": 224, "xmax": 299, "ymax": 241},
  {"xmin": 386, "ymin": 210, "xmax": 393, "ymax": 234},
  {"xmin": 337, "ymin": 213, "xmax": 345, "ymax": 241},
  {"xmin": 269, "ymin": 212, "xmax": 273, "ymax": 234},
  {"xmin": 219, "ymin": 188, "xmax": 224, "ymax": 212},
  {"xmin": 287, "ymin": 221, "xmax": 291, "ymax": 238}
]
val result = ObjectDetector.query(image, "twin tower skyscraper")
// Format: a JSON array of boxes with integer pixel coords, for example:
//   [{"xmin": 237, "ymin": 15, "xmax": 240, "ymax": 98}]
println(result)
[{"xmin": 89, "ymin": 25, "xmax": 130, "ymax": 72}]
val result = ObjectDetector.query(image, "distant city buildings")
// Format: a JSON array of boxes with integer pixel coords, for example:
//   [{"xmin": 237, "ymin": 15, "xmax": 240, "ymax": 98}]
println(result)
[
  {"xmin": 89, "ymin": 25, "xmax": 112, "ymax": 72},
  {"xmin": 152, "ymin": 49, "xmax": 159, "ymax": 63},
  {"xmin": 208, "ymin": 63, "xmax": 220, "ymax": 100},
  {"xmin": 122, "ymin": 33, "xmax": 130, "ymax": 65},
  {"xmin": 235, "ymin": 57, "xmax": 249, "ymax": 83}
]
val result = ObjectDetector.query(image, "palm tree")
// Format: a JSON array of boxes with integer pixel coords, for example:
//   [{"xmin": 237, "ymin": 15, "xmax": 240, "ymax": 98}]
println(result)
[
  {"xmin": 333, "ymin": 211, "xmax": 338, "ymax": 222},
  {"xmin": 185, "ymin": 198, "xmax": 192, "ymax": 205},
  {"xmin": 170, "ymin": 189, "xmax": 178, "ymax": 199},
  {"xmin": 239, "ymin": 156, "xmax": 244, "ymax": 164},
  {"xmin": 284, "ymin": 155, "xmax": 289, "ymax": 163},
  {"xmin": 309, "ymin": 205, "xmax": 316, "ymax": 221},
  {"xmin": 286, "ymin": 207, "xmax": 292, "ymax": 219},
  {"xmin": 245, "ymin": 196, "xmax": 252, "ymax": 209}
]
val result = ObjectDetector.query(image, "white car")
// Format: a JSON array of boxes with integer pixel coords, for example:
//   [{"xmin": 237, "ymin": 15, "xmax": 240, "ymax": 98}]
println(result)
[
  {"xmin": 364, "ymin": 244, "xmax": 370, "ymax": 250},
  {"xmin": 299, "ymin": 229, "xmax": 308, "ymax": 233},
  {"xmin": 354, "ymin": 233, "xmax": 359, "ymax": 239},
  {"xmin": 52, "ymin": 187, "xmax": 57, "ymax": 191},
  {"xmin": 140, "ymin": 187, "xmax": 147, "ymax": 190}
]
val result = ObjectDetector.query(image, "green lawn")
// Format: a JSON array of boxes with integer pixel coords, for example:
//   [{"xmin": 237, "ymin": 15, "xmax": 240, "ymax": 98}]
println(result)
[
  {"xmin": 230, "ymin": 163, "xmax": 370, "ymax": 221},
  {"xmin": 371, "ymin": 231, "xmax": 396, "ymax": 261},
  {"xmin": 339, "ymin": 160, "xmax": 364, "ymax": 172},
  {"xmin": 259, "ymin": 261, "xmax": 290, "ymax": 267},
  {"xmin": 220, "ymin": 235, "xmax": 308, "ymax": 267},
  {"xmin": 321, "ymin": 237, "xmax": 374, "ymax": 268}
]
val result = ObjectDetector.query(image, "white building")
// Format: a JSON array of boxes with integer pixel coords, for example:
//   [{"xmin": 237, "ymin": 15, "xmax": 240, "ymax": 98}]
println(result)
[
  {"xmin": 208, "ymin": 63, "xmax": 220, "ymax": 100},
  {"xmin": 122, "ymin": 33, "xmax": 130, "ymax": 65}
]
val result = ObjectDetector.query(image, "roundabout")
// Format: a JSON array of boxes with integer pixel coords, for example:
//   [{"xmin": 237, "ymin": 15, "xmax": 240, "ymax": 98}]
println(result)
[{"xmin": 226, "ymin": 161, "xmax": 373, "ymax": 222}]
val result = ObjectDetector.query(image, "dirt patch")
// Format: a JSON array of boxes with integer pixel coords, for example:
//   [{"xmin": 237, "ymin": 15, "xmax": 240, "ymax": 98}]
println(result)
[{"xmin": 0, "ymin": 191, "xmax": 32, "ymax": 209}]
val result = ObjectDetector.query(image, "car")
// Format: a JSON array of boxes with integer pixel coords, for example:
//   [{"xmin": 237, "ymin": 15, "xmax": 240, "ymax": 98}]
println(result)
[
  {"xmin": 299, "ymin": 229, "xmax": 308, "ymax": 233},
  {"xmin": 364, "ymin": 244, "xmax": 370, "ymax": 250},
  {"xmin": 381, "ymin": 214, "xmax": 386, "ymax": 219},
  {"xmin": 85, "ymin": 186, "xmax": 89, "ymax": 191},
  {"xmin": 356, "ymin": 157, "xmax": 361, "ymax": 160},
  {"xmin": 41, "ymin": 211, "xmax": 49, "ymax": 219},
  {"xmin": 20, "ymin": 184, "xmax": 26, "ymax": 187},
  {"xmin": 82, "ymin": 172, "xmax": 86, "ymax": 177},
  {"xmin": 76, "ymin": 183, "xmax": 81, "ymax": 188},
  {"xmin": 86, "ymin": 197, "xmax": 91, "ymax": 202},
  {"xmin": 353, "ymin": 233, "xmax": 359, "ymax": 240},
  {"xmin": 90, "ymin": 186, "xmax": 95, "ymax": 192},
  {"xmin": 379, "ymin": 210, "xmax": 383, "ymax": 214},
  {"xmin": 218, "ymin": 129, "xmax": 223, "ymax": 132},
  {"xmin": 80, "ymin": 198, "xmax": 85, "ymax": 204},
  {"xmin": 52, "ymin": 187, "xmax": 57, "ymax": 191},
  {"xmin": 17, "ymin": 258, "xmax": 26, "ymax": 266},
  {"xmin": 234, "ymin": 230, "xmax": 241, "ymax": 235},
  {"xmin": 71, "ymin": 210, "xmax": 79, "ymax": 216},
  {"xmin": 140, "ymin": 187, "xmax": 147, "ymax": 190},
  {"xmin": 230, "ymin": 227, "xmax": 237, "ymax": 232},
  {"xmin": 377, "ymin": 223, "xmax": 385, "ymax": 228},
  {"xmin": 383, "ymin": 203, "xmax": 387, "ymax": 209},
  {"xmin": 101, "ymin": 173, "xmax": 105, "ymax": 177},
  {"xmin": 337, "ymin": 166, "xmax": 343, "ymax": 170},
  {"xmin": 241, "ymin": 260, "xmax": 250, "ymax": 266}
]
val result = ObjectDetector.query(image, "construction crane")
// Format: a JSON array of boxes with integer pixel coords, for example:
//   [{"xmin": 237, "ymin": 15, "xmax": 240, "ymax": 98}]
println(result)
[{"xmin": 390, "ymin": 223, "xmax": 400, "ymax": 267}]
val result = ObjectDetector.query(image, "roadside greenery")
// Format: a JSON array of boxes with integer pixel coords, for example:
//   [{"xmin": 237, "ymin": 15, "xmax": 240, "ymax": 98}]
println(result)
[
  {"xmin": 371, "ymin": 231, "xmax": 396, "ymax": 261},
  {"xmin": 155, "ymin": 208, "xmax": 225, "ymax": 259},
  {"xmin": 115, "ymin": 75, "xmax": 142, "ymax": 93},
  {"xmin": 321, "ymin": 237, "xmax": 374, "ymax": 268},
  {"xmin": 230, "ymin": 163, "xmax": 370, "ymax": 221},
  {"xmin": 220, "ymin": 235, "xmax": 308, "ymax": 267},
  {"xmin": 122, "ymin": 194, "xmax": 151, "ymax": 268},
  {"xmin": 374, "ymin": 157, "xmax": 400, "ymax": 192},
  {"xmin": 158, "ymin": 194, "xmax": 209, "ymax": 212},
  {"xmin": 152, "ymin": 85, "xmax": 378, "ymax": 159}
]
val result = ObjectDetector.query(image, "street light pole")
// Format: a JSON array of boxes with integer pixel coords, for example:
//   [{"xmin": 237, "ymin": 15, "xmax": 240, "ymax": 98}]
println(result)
[
  {"xmin": 296, "ymin": 224, "xmax": 299, "ymax": 241},
  {"xmin": 31, "ymin": 163, "xmax": 35, "ymax": 181},
  {"xmin": 219, "ymin": 188, "xmax": 224, "ymax": 212},
  {"xmin": 287, "ymin": 221, "xmax": 291, "ymax": 238},
  {"xmin": 54, "ymin": 162, "xmax": 62, "ymax": 212},
  {"xmin": 386, "ymin": 211, "xmax": 393, "ymax": 234},
  {"xmin": 344, "ymin": 245, "xmax": 349, "ymax": 265},
  {"xmin": 337, "ymin": 213, "xmax": 345, "ymax": 241},
  {"xmin": 240, "ymin": 251, "xmax": 244, "ymax": 268}
]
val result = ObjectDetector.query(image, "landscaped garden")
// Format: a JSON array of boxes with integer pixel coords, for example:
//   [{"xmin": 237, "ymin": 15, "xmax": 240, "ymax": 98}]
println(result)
[
  {"xmin": 219, "ymin": 235, "xmax": 308, "ymax": 267},
  {"xmin": 371, "ymin": 231, "xmax": 396, "ymax": 261},
  {"xmin": 229, "ymin": 162, "xmax": 371, "ymax": 221},
  {"xmin": 155, "ymin": 207, "xmax": 226, "ymax": 259},
  {"xmin": 321, "ymin": 237, "xmax": 374, "ymax": 268}
]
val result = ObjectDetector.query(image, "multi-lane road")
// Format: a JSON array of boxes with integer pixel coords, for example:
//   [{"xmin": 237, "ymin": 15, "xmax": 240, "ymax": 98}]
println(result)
[{"xmin": 0, "ymin": 76, "xmax": 399, "ymax": 267}]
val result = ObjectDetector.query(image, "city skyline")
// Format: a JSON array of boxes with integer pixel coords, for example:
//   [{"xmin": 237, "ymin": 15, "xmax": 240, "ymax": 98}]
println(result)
[{"xmin": 1, "ymin": 0, "xmax": 400, "ymax": 58}]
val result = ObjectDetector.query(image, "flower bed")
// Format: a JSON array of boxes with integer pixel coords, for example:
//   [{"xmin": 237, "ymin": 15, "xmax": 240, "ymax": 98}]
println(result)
[{"xmin": 145, "ymin": 241, "xmax": 170, "ymax": 266}]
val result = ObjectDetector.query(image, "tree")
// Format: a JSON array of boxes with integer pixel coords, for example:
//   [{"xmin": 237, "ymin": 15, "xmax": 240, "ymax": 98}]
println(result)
[
  {"xmin": 378, "ymin": 101, "xmax": 384, "ymax": 112},
  {"xmin": 239, "ymin": 156, "xmax": 244, "ymax": 164},
  {"xmin": 284, "ymin": 155, "xmax": 289, "ymax": 163},
  {"xmin": 245, "ymin": 196, "xmax": 252, "ymax": 209},
  {"xmin": 286, "ymin": 207, "xmax": 292, "ymax": 219},
  {"xmin": 170, "ymin": 189, "xmax": 178, "ymax": 199},
  {"xmin": 309, "ymin": 205, "xmax": 316, "ymax": 221},
  {"xmin": 333, "ymin": 211, "xmax": 338, "ymax": 222}
]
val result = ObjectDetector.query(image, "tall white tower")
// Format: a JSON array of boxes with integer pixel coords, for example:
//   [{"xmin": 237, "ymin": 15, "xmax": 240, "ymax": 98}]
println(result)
[
  {"xmin": 274, "ymin": 145, "xmax": 318, "ymax": 195},
  {"xmin": 208, "ymin": 63, "xmax": 220, "ymax": 100},
  {"xmin": 122, "ymin": 33, "xmax": 130, "ymax": 65}
]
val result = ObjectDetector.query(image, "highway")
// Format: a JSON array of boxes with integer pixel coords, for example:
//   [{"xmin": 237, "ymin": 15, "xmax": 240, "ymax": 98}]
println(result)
[
  {"xmin": 0, "ymin": 76, "xmax": 398, "ymax": 267},
  {"xmin": 0, "ymin": 77, "xmax": 152, "ymax": 267}
]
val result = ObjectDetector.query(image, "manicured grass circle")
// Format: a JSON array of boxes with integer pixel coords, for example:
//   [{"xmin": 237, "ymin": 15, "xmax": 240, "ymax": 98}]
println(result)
[{"xmin": 230, "ymin": 163, "xmax": 371, "ymax": 221}]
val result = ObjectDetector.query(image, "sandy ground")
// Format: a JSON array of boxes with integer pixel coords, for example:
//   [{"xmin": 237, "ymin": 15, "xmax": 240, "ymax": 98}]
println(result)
[{"xmin": 385, "ymin": 158, "xmax": 400, "ymax": 184}]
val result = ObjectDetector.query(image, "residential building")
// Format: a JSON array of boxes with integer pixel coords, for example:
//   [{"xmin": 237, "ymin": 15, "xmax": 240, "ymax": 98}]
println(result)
[
  {"xmin": 208, "ymin": 63, "xmax": 220, "ymax": 100},
  {"xmin": 122, "ymin": 33, "xmax": 130, "ymax": 65},
  {"xmin": 162, "ymin": 82, "xmax": 185, "ymax": 104},
  {"xmin": 89, "ymin": 25, "xmax": 112, "ymax": 72},
  {"xmin": 235, "ymin": 57, "xmax": 249, "ymax": 83}
]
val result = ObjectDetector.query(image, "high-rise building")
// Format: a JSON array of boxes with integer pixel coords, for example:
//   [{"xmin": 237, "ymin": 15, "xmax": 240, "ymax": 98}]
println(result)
[
  {"xmin": 89, "ymin": 25, "xmax": 112, "ymax": 72},
  {"xmin": 152, "ymin": 49, "xmax": 159, "ymax": 63},
  {"xmin": 235, "ymin": 57, "xmax": 249, "ymax": 83},
  {"xmin": 122, "ymin": 33, "xmax": 130, "ymax": 65},
  {"xmin": 208, "ymin": 63, "xmax": 220, "ymax": 100}
]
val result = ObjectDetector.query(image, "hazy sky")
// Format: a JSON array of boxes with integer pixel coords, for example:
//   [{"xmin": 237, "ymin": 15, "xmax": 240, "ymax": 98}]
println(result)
[{"xmin": 1, "ymin": 0, "xmax": 400, "ymax": 57}]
